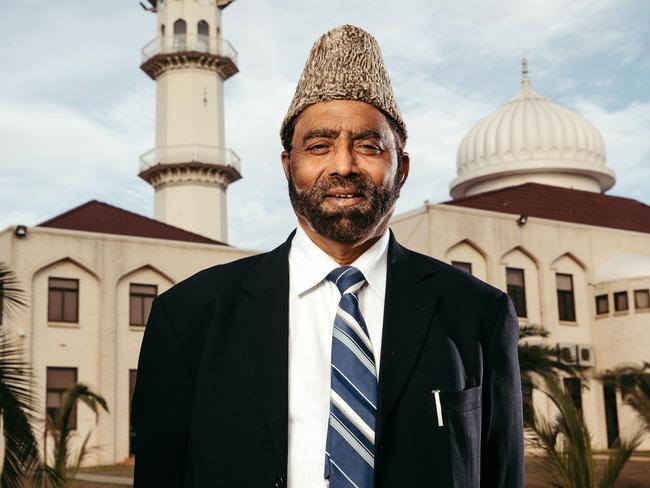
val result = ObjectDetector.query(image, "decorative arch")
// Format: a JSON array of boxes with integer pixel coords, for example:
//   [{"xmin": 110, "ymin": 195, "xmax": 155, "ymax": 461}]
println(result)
[
  {"xmin": 500, "ymin": 246, "xmax": 541, "ymax": 322},
  {"xmin": 115, "ymin": 264, "xmax": 175, "ymax": 330},
  {"xmin": 197, "ymin": 20, "xmax": 209, "ymax": 51},
  {"xmin": 173, "ymin": 19, "xmax": 187, "ymax": 51},
  {"xmin": 31, "ymin": 256, "xmax": 100, "ymax": 283},
  {"xmin": 445, "ymin": 239, "xmax": 488, "ymax": 281},
  {"xmin": 551, "ymin": 252, "xmax": 587, "ymax": 272},
  {"xmin": 30, "ymin": 256, "xmax": 102, "ymax": 344},
  {"xmin": 197, "ymin": 20, "xmax": 209, "ymax": 36},
  {"xmin": 445, "ymin": 238, "xmax": 487, "ymax": 260},
  {"xmin": 500, "ymin": 245, "xmax": 539, "ymax": 267},
  {"xmin": 173, "ymin": 19, "xmax": 187, "ymax": 34},
  {"xmin": 115, "ymin": 263, "xmax": 175, "ymax": 288},
  {"xmin": 550, "ymin": 252, "xmax": 588, "ymax": 325}
]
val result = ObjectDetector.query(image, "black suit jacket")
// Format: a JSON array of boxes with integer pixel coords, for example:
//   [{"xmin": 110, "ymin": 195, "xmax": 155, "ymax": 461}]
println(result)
[{"xmin": 132, "ymin": 232, "xmax": 524, "ymax": 487}]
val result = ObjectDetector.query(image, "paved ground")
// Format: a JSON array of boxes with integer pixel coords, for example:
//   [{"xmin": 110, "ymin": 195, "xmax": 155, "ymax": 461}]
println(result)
[{"xmin": 62, "ymin": 455, "xmax": 650, "ymax": 487}]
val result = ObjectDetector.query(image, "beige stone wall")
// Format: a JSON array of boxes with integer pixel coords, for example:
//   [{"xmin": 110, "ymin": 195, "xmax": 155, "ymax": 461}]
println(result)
[
  {"xmin": 0, "ymin": 225, "xmax": 256, "ymax": 465},
  {"xmin": 391, "ymin": 203, "xmax": 650, "ymax": 449}
]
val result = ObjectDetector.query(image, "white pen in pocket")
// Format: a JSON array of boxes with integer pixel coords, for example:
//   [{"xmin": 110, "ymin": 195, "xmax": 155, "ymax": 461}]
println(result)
[{"xmin": 432, "ymin": 389, "xmax": 443, "ymax": 427}]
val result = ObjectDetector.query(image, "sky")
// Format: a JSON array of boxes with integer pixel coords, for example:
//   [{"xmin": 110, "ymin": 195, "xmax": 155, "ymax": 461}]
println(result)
[{"xmin": 1, "ymin": 0, "xmax": 649, "ymax": 250}]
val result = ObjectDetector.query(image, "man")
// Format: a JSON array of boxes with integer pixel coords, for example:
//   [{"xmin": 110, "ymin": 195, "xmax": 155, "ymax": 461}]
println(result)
[{"xmin": 132, "ymin": 25, "xmax": 524, "ymax": 487}]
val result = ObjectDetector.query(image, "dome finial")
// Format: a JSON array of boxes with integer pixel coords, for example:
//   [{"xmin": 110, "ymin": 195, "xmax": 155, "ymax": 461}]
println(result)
[{"xmin": 522, "ymin": 53, "xmax": 529, "ymax": 85}]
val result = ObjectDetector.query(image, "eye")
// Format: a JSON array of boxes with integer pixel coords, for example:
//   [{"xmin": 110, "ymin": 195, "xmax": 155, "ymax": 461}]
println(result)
[
  {"xmin": 305, "ymin": 142, "xmax": 331, "ymax": 154},
  {"xmin": 355, "ymin": 142, "xmax": 384, "ymax": 155}
]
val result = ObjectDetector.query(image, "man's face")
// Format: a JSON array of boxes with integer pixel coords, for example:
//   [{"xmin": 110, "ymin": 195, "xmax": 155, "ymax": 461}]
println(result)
[{"xmin": 281, "ymin": 100, "xmax": 409, "ymax": 243}]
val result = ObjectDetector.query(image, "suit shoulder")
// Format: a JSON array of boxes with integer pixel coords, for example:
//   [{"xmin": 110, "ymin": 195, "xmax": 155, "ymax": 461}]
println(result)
[
  {"xmin": 401, "ymin": 245, "xmax": 511, "ymax": 339},
  {"xmin": 156, "ymin": 251, "xmax": 267, "ymax": 308},
  {"xmin": 403, "ymin": 246, "xmax": 505, "ymax": 302}
]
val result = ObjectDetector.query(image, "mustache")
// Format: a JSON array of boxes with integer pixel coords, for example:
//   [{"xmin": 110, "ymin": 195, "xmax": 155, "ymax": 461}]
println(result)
[{"xmin": 306, "ymin": 174, "xmax": 374, "ymax": 197}]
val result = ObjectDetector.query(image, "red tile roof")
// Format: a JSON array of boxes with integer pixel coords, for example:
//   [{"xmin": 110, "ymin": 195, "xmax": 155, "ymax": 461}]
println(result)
[
  {"xmin": 443, "ymin": 183, "xmax": 650, "ymax": 234},
  {"xmin": 37, "ymin": 200, "xmax": 225, "ymax": 245}
]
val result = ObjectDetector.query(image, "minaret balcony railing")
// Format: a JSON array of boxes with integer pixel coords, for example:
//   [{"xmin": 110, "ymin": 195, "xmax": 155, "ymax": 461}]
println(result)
[
  {"xmin": 139, "ymin": 144, "xmax": 241, "ymax": 175},
  {"xmin": 141, "ymin": 35, "xmax": 239, "ymax": 67}
]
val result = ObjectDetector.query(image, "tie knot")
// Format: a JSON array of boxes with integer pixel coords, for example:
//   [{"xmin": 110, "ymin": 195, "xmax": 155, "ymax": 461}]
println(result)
[{"xmin": 326, "ymin": 266, "xmax": 366, "ymax": 295}]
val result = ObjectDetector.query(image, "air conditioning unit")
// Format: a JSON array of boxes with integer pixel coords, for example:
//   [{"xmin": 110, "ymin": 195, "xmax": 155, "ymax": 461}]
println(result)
[
  {"xmin": 557, "ymin": 343, "xmax": 578, "ymax": 364},
  {"xmin": 577, "ymin": 344, "xmax": 595, "ymax": 367}
]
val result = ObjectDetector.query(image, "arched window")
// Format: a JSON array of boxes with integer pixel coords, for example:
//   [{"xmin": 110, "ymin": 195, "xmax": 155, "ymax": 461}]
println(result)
[
  {"xmin": 197, "ymin": 20, "xmax": 209, "ymax": 52},
  {"xmin": 173, "ymin": 19, "xmax": 187, "ymax": 51}
]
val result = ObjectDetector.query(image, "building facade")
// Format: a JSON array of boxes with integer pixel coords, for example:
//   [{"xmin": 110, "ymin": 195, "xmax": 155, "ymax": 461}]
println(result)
[
  {"xmin": 392, "ymin": 62, "xmax": 650, "ymax": 450},
  {"xmin": 0, "ymin": 202, "xmax": 255, "ymax": 464}
]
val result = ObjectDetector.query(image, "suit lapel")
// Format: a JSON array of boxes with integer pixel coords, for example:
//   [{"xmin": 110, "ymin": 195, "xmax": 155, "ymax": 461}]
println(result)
[
  {"xmin": 233, "ymin": 231, "xmax": 438, "ymax": 462},
  {"xmin": 376, "ymin": 234, "xmax": 439, "ymax": 446},
  {"xmin": 235, "ymin": 233, "xmax": 294, "ymax": 470}
]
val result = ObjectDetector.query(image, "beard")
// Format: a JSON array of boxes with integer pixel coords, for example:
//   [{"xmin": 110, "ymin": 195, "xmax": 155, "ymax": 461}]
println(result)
[{"xmin": 287, "ymin": 165, "xmax": 403, "ymax": 243}]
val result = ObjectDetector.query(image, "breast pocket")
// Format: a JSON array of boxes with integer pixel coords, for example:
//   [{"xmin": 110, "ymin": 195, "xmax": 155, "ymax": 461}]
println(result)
[{"xmin": 427, "ymin": 385, "xmax": 482, "ymax": 488}]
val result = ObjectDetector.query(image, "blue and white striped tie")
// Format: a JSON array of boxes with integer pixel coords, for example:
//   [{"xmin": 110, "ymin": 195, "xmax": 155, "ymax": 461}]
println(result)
[{"xmin": 324, "ymin": 266, "xmax": 377, "ymax": 488}]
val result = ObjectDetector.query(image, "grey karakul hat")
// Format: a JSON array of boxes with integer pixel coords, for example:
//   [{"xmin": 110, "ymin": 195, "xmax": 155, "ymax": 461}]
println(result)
[{"xmin": 280, "ymin": 24, "xmax": 407, "ymax": 146}]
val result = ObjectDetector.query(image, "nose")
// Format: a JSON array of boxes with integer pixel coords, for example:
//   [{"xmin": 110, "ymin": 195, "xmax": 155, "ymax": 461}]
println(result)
[{"xmin": 328, "ymin": 142, "xmax": 357, "ymax": 177}]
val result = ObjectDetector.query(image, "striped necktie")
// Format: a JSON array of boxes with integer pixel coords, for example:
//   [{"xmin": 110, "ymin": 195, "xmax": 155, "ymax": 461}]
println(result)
[{"xmin": 324, "ymin": 266, "xmax": 377, "ymax": 488}]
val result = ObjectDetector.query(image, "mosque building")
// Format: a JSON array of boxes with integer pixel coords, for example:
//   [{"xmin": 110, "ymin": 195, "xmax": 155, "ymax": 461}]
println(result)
[
  {"xmin": 1, "ymin": 0, "xmax": 649, "ymax": 466},
  {"xmin": 391, "ymin": 58, "xmax": 650, "ymax": 452}
]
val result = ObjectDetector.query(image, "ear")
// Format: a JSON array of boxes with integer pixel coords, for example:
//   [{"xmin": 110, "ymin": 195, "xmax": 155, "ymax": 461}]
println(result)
[
  {"xmin": 398, "ymin": 152, "xmax": 410, "ymax": 188},
  {"xmin": 281, "ymin": 150, "xmax": 291, "ymax": 180}
]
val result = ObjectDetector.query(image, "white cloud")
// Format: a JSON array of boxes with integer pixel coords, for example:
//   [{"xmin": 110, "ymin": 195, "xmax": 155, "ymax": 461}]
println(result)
[
  {"xmin": 571, "ymin": 98, "xmax": 650, "ymax": 202},
  {"xmin": 0, "ymin": 92, "xmax": 153, "ymax": 230}
]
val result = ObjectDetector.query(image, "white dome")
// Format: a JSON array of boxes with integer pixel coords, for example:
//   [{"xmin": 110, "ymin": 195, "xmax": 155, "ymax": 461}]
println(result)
[
  {"xmin": 450, "ymin": 60, "xmax": 616, "ymax": 199},
  {"xmin": 594, "ymin": 253, "xmax": 650, "ymax": 283}
]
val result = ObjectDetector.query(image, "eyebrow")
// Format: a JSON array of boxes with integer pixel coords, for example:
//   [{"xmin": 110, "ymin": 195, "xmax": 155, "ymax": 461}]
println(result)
[
  {"xmin": 301, "ymin": 128, "xmax": 386, "ymax": 145},
  {"xmin": 302, "ymin": 128, "xmax": 340, "ymax": 144},
  {"xmin": 351, "ymin": 130, "xmax": 385, "ymax": 143}
]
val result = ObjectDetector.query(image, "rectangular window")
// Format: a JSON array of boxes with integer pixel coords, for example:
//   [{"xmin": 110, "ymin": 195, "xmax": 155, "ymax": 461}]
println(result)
[
  {"xmin": 129, "ymin": 369, "xmax": 137, "ymax": 456},
  {"xmin": 563, "ymin": 377, "xmax": 583, "ymax": 415},
  {"xmin": 634, "ymin": 289, "xmax": 650, "ymax": 310},
  {"xmin": 603, "ymin": 381, "xmax": 620, "ymax": 448},
  {"xmin": 595, "ymin": 294, "xmax": 609, "ymax": 315},
  {"xmin": 451, "ymin": 261, "xmax": 472, "ymax": 275},
  {"xmin": 46, "ymin": 367, "xmax": 78, "ymax": 430},
  {"xmin": 48, "ymin": 277, "xmax": 79, "ymax": 323},
  {"xmin": 556, "ymin": 273, "xmax": 576, "ymax": 322},
  {"xmin": 614, "ymin": 291, "xmax": 628, "ymax": 312},
  {"xmin": 129, "ymin": 284, "xmax": 157, "ymax": 326},
  {"xmin": 506, "ymin": 267, "xmax": 527, "ymax": 318}
]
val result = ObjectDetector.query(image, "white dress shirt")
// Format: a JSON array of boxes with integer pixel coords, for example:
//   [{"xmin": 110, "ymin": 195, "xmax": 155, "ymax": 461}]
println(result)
[{"xmin": 286, "ymin": 225, "xmax": 389, "ymax": 488}]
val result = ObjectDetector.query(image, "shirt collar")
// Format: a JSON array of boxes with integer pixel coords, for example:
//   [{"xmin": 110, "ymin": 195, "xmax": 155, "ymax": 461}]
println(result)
[{"xmin": 289, "ymin": 224, "xmax": 390, "ymax": 296}]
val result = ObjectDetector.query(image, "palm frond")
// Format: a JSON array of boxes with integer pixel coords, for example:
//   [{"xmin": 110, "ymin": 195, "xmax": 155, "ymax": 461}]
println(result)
[
  {"xmin": 598, "ymin": 432, "xmax": 643, "ymax": 488},
  {"xmin": 525, "ymin": 405, "xmax": 572, "ymax": 488},
  {"xmin": 518, "ymin": 324, "xmax": 585, "ymax": 385},
  {"xmin": 51, "ymin": 383, "xmax": 109, "ymax": 482},
  {"xmin": 0, "ymin": 330, "xmax": 57, "ymax": 488},
  {"xmin": 0, "ymin": 263, "xmax": 27, "ymax": 323},
  {"xmin": 519, "ymin": 323, "xmax": 551, "ymax": 339},
  {"xmin": 525, "ymin": 376, "xmax": 642, "ymax": 488},
  {"xmin": 598, "ymin": 363, "xmax": 650, "ymax": 433}
]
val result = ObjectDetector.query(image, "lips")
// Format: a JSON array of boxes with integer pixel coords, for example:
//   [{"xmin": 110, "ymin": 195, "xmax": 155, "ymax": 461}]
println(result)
[
  {"xmin": 327, "ymin": 193, "xmax": 362, "ymax": 198},
  {"xmin": 324, "ymin": 188, "xmax": 364, "ymax": 199}
]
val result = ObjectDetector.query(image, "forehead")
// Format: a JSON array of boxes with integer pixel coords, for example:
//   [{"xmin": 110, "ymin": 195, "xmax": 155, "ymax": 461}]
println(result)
[{"xmin": 293, "ymin": 99, "xmax": 392, "ymax": 137}]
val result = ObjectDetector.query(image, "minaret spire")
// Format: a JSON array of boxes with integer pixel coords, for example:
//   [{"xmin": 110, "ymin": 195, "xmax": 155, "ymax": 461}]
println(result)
[{"xmin": 522, "ymin": 54, "xmax": 529, "ymax": 86}]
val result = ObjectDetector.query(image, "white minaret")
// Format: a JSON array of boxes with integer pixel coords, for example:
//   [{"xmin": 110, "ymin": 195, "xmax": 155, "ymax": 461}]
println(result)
[{"xmin": 139, "ymin": 0, "xmax": 240, "ymax": 243}]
